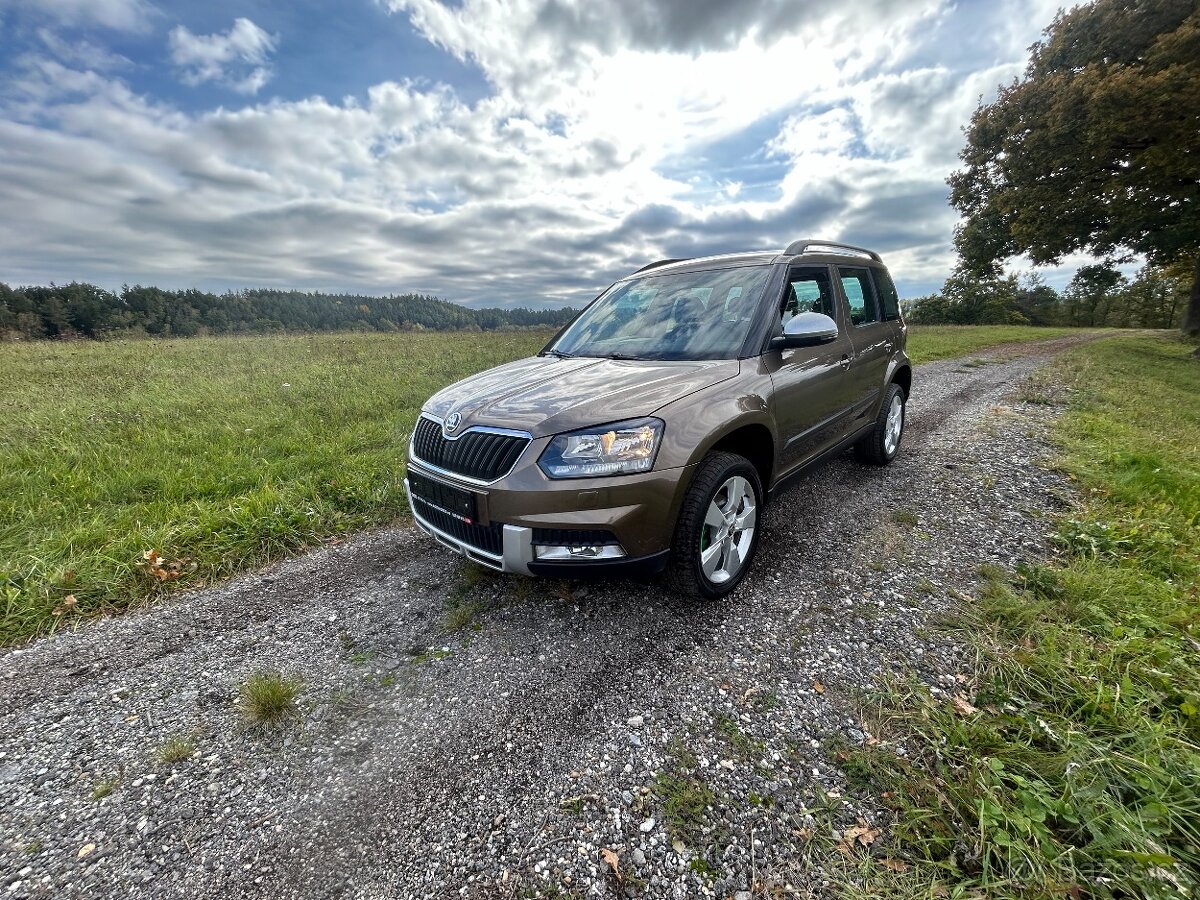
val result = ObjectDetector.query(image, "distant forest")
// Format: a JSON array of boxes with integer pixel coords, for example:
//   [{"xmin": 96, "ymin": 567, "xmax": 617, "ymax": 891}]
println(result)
[
  {"xmin": 4, "ymin": 262, "xmax": 1189, "ymax": 342},
  {"xmin": 0, "ymin": 282, "xmax": 577, "ymax": 340}
]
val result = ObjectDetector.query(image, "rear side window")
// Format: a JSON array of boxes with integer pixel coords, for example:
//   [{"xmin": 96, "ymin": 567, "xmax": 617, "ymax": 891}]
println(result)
[
  {"xmin": 872, "ymin": 269, "xmax": 901, "ymax": 320},
  {"xmin": 838, "ymin": 267, "xmax": 880, "ymax": 326},
  {"xmin": 780, "ymin": 267, "xmax": 836, "ymax": 327}
]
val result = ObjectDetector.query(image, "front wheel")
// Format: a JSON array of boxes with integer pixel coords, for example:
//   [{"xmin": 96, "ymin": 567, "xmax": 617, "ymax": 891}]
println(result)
[
  {"xmin": 855, "ymin": 382, "xmax": 906, "ymax": 465},
  {"xmin": 666, "ymin": 451, "xmax": 763, "ymax": 600}
]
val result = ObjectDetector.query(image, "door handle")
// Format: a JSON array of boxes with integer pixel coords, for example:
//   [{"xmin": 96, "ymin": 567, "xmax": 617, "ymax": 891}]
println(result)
[
  {"xmin": 884, "ymin": 341, "xmax": 893, "ymax": 352},
  {"xmin": 840, "ymin": 354, "xmax": 851, "ymax": 370}
]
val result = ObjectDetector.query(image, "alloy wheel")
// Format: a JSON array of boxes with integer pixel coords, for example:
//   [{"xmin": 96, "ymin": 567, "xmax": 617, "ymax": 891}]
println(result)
[{"xmin": 699, "ymin": 475, "xmax": 757, "ymax": 584}]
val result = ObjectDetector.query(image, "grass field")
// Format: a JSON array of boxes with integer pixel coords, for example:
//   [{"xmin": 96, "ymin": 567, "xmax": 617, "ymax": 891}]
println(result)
[
  {"xmin": 0, "ymin": 331, "xmax": 550, "ymax": 644},
  {"xmin": 904, "ymin": 324, "xmax": 1080, "ymax": 364},
  {"xmin": 840, "ymin": 334, "xmax": 1200, "ymax": 898},
  {"xmin": 0, "ymin": 324, "xmax": 1100, "ymax": 645}
]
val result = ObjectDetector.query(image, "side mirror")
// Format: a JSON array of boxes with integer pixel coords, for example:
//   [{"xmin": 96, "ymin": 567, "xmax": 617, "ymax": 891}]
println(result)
[{"xmin": 771, "ymin": 312, "xmax": 839, "ymax": 349}]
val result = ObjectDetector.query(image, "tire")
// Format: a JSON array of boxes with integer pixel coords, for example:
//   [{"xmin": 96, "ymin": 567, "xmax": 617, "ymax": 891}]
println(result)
[
  {"xmin": 666, "ymin": 451, "xmax": 763, "ymax": 600},
  {"xmin": 855, "ymin": 382, "xmax": 906, "ymax": 465}
]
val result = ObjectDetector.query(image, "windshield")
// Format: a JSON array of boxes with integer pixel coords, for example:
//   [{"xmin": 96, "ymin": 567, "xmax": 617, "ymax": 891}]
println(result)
[{"xmin": 547, "ymin": 265, "xmax": 772, "ymax": 361}]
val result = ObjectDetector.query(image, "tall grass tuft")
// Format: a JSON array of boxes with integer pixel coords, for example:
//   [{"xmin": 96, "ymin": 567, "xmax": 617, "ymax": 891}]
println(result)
[{"xmin": 236, "ymin": 671, "xmax": 303, "ymax": 727}]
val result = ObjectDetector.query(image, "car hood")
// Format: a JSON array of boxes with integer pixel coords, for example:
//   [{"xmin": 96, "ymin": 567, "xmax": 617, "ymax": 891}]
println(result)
[{"xmin": 423, "ymin": 356, "xmax": 741, "ymax": 438}]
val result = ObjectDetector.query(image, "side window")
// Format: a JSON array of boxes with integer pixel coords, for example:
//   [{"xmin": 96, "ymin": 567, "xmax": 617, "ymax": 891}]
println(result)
[
  {"xmin": 872, "ymin": 269, "xmax": 901, "ymax": 320},
  {"xmin": 780, "ymin": 267, "xmax": 836, "ymax": 328},
  {"xmin": 838, "ymin": 267, "xmax": 880, "ymax": 326}
]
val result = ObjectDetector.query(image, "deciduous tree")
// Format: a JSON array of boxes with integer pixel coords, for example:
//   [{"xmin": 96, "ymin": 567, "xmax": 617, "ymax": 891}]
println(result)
[{"xmin": 949, "ymin": 0, "xmax": 1200, "ymax": 338}]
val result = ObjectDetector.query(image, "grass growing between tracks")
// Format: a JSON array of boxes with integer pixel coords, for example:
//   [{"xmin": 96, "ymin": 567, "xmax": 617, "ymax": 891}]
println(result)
[
  {"xmin": 0, "ymin": 331, "xmax": 550, "ymax": 644},
  {"xmin": 839, "ymin": 334, "xmax": 1200, "ymax": 898}
]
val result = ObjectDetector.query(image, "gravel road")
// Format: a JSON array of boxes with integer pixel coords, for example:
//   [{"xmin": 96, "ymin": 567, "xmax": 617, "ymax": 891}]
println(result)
[{"xmin": 1, "ymin": 335, "xmax": 1098, "ymax": 899}]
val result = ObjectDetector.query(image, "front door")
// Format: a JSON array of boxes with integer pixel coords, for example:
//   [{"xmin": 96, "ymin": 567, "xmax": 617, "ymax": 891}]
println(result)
[{"xmin": 764, "ymin": 265, "xmax": 858, "ymax": 476}]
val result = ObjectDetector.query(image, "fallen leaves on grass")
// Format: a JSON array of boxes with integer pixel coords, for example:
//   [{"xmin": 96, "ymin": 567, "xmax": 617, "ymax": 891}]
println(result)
[
  {"xmin": 843, "ymin": 822, "xmax": 881, "ymax": 847},
  {"xmin": 51, "ymin": 594, "xmax": 77, "ymax": 617},
  {"xmin": 837, "ymin": 821, "xmax": 882, "ymax": 855},
  {"xmin": 138, "ymin": 549, "xmax": 196, "ymax": 584},
  {"xmin": 951, "ymin": 694, "xmax": 979, "ymax": 716}
]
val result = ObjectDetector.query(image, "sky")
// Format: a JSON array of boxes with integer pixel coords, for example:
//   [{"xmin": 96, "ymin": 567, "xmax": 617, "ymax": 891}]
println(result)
[{"xmin": 0, "ymin": 0, "xmax": 1081, "ymax": 309}]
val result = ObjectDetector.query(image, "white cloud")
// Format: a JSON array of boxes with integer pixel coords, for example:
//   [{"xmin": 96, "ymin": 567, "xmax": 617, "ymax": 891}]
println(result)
[
  {"xmin": 35, "ymin": 27, "xmax": 132, "ymax": 71},
  {"xmin": 0, "ymin": 0, "xmax": 1075, "ymax": 304},
  {"xmin": 169, "ymin": 17, "xmax": 278, "ymax": 95},
  {"xmin": 0, "ymin": 0, "xmax": 156, "ymax": 32}
]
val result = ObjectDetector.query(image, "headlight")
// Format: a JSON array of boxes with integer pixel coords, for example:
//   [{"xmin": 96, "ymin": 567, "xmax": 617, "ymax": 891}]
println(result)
[{"xmin": 538, "ymin": 417, "xmax": 664, "ymax": 479}]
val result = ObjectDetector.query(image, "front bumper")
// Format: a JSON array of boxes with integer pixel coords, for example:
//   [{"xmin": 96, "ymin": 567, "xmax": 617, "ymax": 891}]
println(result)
[
  {"xmin": 404, "ymin": 458, "xmax": 691, "ymax": 576},
  {"xmin": 407, "ymin": 484, "xmax": 534, "ymax": 572}
]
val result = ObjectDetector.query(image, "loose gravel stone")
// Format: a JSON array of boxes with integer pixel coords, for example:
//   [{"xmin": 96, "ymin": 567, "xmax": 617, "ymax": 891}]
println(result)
[{"xmin": 0, "ymin": 335, "xmax": 1100, "ymax": 898}]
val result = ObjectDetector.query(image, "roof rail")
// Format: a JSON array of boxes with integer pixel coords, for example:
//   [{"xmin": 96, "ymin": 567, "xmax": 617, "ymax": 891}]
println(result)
[
  {"xmin": 783, "ymin": 239, "xmax": 881, "ymax": 262},
  {"xmin": 634, "ymin": 258, "xmax": 689, "ymax": 274}
]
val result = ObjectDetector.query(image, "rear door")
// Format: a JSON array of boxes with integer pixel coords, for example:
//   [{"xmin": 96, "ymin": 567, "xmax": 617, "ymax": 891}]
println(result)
[
  {"xmin": 765, "ymin": 265, "xmax": 858, "ymax": 474},
  {"xmin": 837, "ymin": 265, "xmax": 893, "ymax": 426},
  {"xmin": 872, "ymin": 266, "xmax": 907, "ymax": 351}
]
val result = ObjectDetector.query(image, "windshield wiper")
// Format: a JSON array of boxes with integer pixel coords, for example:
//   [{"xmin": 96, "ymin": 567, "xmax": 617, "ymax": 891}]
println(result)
[
  {"xmin": 540, "ymin": 348, "xmax": 574, "ymax": 359},
  {"xmin": 599, "ymin": 352, "xmax": 643, "ymax": 361}
]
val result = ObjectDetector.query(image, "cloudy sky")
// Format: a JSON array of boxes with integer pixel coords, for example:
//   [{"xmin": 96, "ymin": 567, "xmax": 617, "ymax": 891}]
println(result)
[{"xmin": 0, "ymin": 0, "xmax": 1071, "ymax": 308}]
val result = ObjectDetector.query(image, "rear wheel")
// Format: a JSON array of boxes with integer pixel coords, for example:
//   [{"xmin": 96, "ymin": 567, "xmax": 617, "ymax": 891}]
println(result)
[
  {"xmin": 855, "ymin": 382, "xmax": 906, "ymax": 465},
  {"xmin": 666, "ymin": 451, "xmax": 763, "ymax": 600}
]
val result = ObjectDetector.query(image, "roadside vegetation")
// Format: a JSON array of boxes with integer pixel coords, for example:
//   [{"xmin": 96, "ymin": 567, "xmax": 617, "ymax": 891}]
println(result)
[
  {"xmin": 840, "ymin": 334, "xmax": 1200, "ymax": 898},
  {"xmin": 0, "ymin": 330, "xmax": 549, "ymax": 645},
  {"xmin": 0, "ymin": 324, "xmax": 1131, "ymax": 646}
]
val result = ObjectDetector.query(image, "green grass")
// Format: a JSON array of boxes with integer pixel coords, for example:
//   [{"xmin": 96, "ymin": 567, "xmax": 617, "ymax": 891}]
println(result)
[
  {"xmin": 0, "ymin": 331, "xmax": 551, "ymax": 644},
  {"xmin": 444, "ymin": 597, "xmax": 487, "ymax": 632},
  {"xmin": 90, "ymin": 776, "xmax": 119, "ymax": 801},
  {"xmin": 905, "ymin": 325, "xmax": 1080, "ymax": 364},
  {"xmin": 156, "ymin": 734, "xmax": 197, "ymax": 764},
  {"xmin": 0, "ymin": 325, "xmax": 1095, "ymax": 646},
  {"xmin": 654, "ymin": 769, "xmax": 718, "ymax": 848},
  {"xmin": 235, "ymin": 670, "xmax": 304, "ymax": 727},
  {"xmin": 839, "ymin": 335, "xmax": 1200, "ymax": 898}
]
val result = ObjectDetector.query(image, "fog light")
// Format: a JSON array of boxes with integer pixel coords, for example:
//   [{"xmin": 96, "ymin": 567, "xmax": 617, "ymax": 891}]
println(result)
[{"xmin": 533, "ymin": 544, "xmax": 627, "ymax": 561}]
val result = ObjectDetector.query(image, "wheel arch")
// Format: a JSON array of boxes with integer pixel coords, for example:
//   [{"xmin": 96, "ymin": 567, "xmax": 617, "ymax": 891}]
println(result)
[{"xmin": 705, "ymin": 422, "xmax": 774, "ymax": 491}]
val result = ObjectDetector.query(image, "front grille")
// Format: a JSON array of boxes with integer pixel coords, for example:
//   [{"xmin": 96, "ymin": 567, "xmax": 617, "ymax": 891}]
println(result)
[
  {"xmin": 532, "ymin": 528, "xmax": 619, "ymax": 546},
  {"xmin": 411, "ymin": 416, "xmax": 529, "ymax": 482},
  {"xmin": 412, "ymin": 495, "xmax": 503, "ymax": 556}
]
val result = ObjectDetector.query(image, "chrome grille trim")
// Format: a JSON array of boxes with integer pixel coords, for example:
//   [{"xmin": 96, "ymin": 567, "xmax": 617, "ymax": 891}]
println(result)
[{"xmin": 409, "ymin": 414, "xmax": 531, "ymax": 485}]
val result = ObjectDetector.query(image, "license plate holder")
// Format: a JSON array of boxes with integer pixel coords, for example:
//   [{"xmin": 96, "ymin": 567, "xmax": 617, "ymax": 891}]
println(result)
[{"xmin": 408, "ymin": 471, "xmax": 478, "ymax": 523}]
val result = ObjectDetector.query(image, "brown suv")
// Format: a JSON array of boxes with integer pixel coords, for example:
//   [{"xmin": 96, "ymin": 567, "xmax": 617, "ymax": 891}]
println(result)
[{"xmin": 405, "ymin": 240, "xmax": 911, "ymax": 598}]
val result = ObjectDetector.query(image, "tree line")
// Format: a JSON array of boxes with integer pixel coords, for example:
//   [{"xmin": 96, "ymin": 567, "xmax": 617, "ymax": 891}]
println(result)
[
  {"xmin": 905, "ymin": 263, "xmax": 1190, "ymax": 328},
  {"xmin": 0, "ymin": 283, "xmax": 577, "ymax": 340}
]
